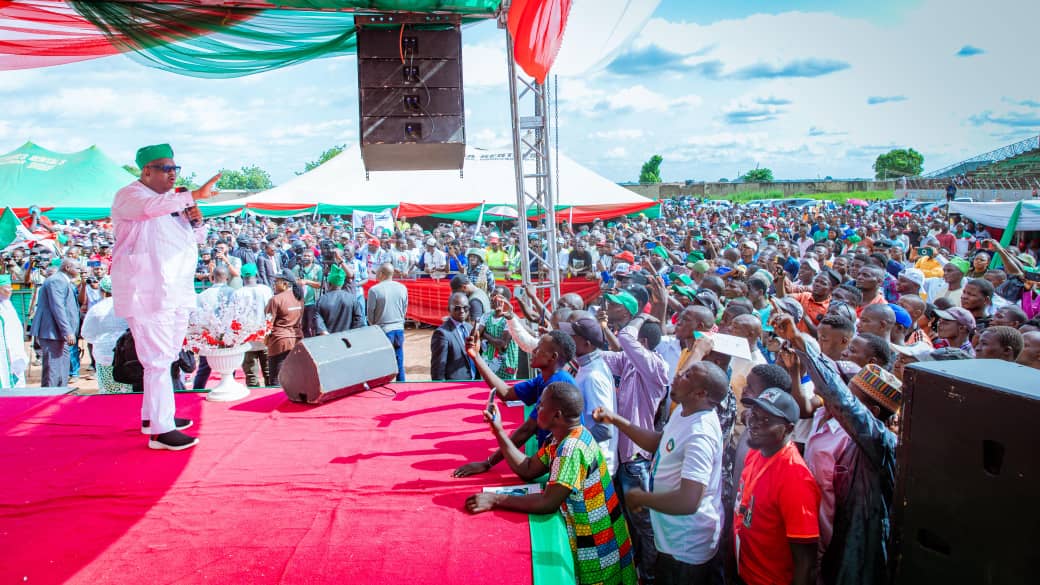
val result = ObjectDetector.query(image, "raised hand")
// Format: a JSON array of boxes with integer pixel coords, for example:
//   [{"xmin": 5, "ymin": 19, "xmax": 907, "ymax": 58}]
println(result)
[
  {"xmin": 591, "ymin": 407, "xmax": 616, "ymax": 425},
  {"xmin": 465, "ymin": 326, "xmax": 480, "ymax": 359},
  {"xmin": 192, "ymin": 173, "xmax": 222, "ymax": 200},
  {"xmin": 483, "ymin": 403, "xmax": 503, "ymax": 433},
  {"xmin": 495, "ymin": 296, "xmax": 513, "ymax": 319}
]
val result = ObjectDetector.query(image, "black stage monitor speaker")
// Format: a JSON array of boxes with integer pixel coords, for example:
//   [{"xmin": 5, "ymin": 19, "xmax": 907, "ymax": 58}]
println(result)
[
  {"xmin": 894, "ymin": 359, "xmax": 1040, "ymax": 585},
  {"xmin": 356, "ymin": 14, "xmax": 465, "ymax": 172},
  {"xmin": 279, "ymin": 325, "xmax": 398, "ymax": 405}
]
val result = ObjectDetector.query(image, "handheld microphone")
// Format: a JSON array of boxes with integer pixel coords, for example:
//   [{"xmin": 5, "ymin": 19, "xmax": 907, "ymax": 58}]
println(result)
[{"xmin": 173, "ymin": 187, "xmax": 203, "ymax": 228}]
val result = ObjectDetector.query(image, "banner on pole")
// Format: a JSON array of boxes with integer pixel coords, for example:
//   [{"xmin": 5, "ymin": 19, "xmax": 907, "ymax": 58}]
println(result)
[{"xmin": 352, "ymin": 208, "xmax": 394, "ymax": 236}]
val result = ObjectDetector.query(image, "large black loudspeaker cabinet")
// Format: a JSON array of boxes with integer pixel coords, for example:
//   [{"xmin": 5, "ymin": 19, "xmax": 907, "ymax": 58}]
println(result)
[
  {"xmin": 894, "ymin": 359, "xmax": 1040, "ymax": 585},
  {"xmin": 279, "ymin": 326, "xmax": 398, "ymax": 405},
  {"xmin": 356, "ymin": 14, "xmax": 465, "ymax": 172}
]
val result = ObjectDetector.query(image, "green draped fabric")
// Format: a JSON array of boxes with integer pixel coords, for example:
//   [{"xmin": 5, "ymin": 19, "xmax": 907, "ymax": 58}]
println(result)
[
  {"xmin": 68, "ymin": 1, "xmax": 500, "ymax": 79},
  {"xmin": 523, "ymin": 405, "xmax": 576, "ymax": 585}
]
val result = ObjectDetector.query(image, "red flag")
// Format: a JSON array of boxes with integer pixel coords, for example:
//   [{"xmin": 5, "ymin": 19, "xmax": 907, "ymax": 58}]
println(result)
[{"xmin": 508, "ymin": 0, "xmax": 572, "ymax": 84}]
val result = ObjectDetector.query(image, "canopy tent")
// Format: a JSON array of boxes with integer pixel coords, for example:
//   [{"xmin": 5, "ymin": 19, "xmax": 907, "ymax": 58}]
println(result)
[
  {"xmin": 234, "ymin": 145, "xmax": 657, "ymax": 222},
  {"xmin": 949, "ymin": 201, "xmax": 1040, "ymax": 231},
  {"xmin": 0, "ymin": 141, "xmax": 136, "ymax": 211}
]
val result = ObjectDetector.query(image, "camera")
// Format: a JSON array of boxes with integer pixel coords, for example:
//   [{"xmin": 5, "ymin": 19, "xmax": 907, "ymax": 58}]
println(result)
[{"xmin": 319, "ymin": 238, "xmax": 338, "ymax": 267}]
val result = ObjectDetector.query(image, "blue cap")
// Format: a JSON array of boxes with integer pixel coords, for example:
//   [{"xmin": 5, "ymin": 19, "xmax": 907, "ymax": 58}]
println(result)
[{"xmin": 890, "ymin": 303, "xmax": 913, "ymax": 328}]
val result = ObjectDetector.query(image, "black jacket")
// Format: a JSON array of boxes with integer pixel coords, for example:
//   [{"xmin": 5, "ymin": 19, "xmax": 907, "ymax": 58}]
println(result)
[{"xmin": 429, "ymin": 319, "xmax": 474, "ymax": 381}]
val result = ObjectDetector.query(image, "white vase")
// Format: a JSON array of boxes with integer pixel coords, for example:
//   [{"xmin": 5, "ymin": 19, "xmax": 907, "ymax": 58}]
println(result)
[{"xmin": 200, "ymin": 345, "xmax": 249, "ymax": 402}]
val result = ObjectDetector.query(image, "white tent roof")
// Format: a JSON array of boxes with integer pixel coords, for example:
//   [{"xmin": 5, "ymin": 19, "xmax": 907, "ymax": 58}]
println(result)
[
  {"xmin": 239, "ymin": 146, "xmax": 649, "ymax": 208},
  {"xmin": 949, "ymin": 201, "xmax": 1040, "ymax": 230}
]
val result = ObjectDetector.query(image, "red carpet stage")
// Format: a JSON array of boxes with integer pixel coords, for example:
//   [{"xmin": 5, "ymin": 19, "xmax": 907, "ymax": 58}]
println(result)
[{"xmin": 0, "ymin": 383, "xmax": 542, "ymax": 584}]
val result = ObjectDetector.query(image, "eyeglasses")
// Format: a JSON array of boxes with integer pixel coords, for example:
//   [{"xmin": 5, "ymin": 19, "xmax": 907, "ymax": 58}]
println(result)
[{"xmin": 147, "ymin": 164, "xmax": 181, "ymax": 174}]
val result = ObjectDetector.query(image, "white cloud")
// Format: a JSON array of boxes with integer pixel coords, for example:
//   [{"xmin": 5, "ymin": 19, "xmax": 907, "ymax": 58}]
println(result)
[
  {"xmin": 591, "ymin": 129, "xmax": 644, "ymax": 140},
  {"xmin": 470, "ymin": 128, "xmax": 511, "ymax": 149},
  {"xmin": 605, "ymin": 146, "xmax": 627, "ymax": 159}
]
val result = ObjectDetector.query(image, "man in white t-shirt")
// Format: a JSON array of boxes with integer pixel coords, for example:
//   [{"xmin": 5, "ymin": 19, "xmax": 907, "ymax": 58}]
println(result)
[
  {"xmin": 233, "ymin": 263, "xmax": 273, "ymax": 386},
  {"xmin": 593, "ymin": 361, "xmax": 729, "ymax": 583}
]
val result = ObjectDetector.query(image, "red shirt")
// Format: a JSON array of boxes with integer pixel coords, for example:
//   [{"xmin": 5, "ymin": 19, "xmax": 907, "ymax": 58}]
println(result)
[
  {"xmin": 935, "ymin": 232, "xmax": 956, "ymax": 253},
  {"xmin": 734, "ymin": 442, "xmax": 821, "ymax": 585}
]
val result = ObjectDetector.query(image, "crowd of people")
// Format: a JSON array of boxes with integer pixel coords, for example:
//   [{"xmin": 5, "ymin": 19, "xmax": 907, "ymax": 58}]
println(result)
[
  {"xmin": 446, "ymin": 196, "xmax": 1040, "ymax": 585},
  {"xmin": 3, "ymin": 161, "xmax": 1040, "ymax": 582}
]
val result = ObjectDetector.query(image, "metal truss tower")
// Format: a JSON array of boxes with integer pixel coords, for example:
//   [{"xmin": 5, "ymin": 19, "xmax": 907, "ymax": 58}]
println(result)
[{"xmin": 500, "ymin": 14, "xmax": 561, "ymax": 311}]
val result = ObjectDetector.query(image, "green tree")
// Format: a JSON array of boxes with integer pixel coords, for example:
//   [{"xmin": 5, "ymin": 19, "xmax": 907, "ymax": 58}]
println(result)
[
  {"xmin": 299, "ymin": 144, "xmax": 347, "ymax": 175},
  {"xmin": 176, "ymin": 173, "xmax": 199, "ymax": 190},
  {"xmin": 873, "ymin": 148, "xmax": 924, "ymax": 179},
  {"xmin": 123, "ymin": 164, "xmax": 198, "ymax": 189},
  {"xmin": 215, "ymin": 165, "xmax": 274, "ymax": 191},
  {"xmin": 639, "ymin": 155, "xmax": 664, "ymax": 183},
  {"xmin": 740, "ymin": 167, "xmax": 774, "ymax": 182}
]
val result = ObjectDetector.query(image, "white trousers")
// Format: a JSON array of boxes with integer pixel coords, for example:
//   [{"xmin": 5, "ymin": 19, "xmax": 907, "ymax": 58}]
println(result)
[{"xmin": 127, "ymin": 310, "xmax": 190, "ymax": 435}]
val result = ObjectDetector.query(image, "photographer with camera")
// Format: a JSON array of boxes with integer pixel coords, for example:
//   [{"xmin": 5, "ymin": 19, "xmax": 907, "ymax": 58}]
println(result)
[
  {"xmin": 211, "ymin": 241, "xmax": 242, "ymax": 289},
  {"xmin": 3, "ymin": 248, "xmax": 28, "ymax": 285},
  {"xmin": 292, "ymin": 248, "xmax": 324, "ymax": 338}
]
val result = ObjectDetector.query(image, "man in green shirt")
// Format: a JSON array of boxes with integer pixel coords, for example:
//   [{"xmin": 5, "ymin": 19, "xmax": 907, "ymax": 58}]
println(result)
[{"xmin": 292, "ymin": 249, "xmax": 324, "ymax": 337}]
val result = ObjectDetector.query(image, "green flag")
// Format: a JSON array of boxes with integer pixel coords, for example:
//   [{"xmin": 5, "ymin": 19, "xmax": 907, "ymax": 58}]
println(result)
[
  {"xmin": 990, "ymin": 201, "xmax": 1022, "ymax": 269},
  {"xmin": 0, "ymin": 207, "xmax": 30, "ymax": 249}
]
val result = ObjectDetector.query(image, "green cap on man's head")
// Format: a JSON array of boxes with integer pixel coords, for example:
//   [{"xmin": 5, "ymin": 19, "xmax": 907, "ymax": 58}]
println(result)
[
  {"xmin": 327, "ymin": 264, "xmax": 346, "ymax": 287},
  {"xmin": 240, "ymin": 263, "xmax": 258, "ymax": 278},
  {"xmin": 673, "ymin": 285, "xmax": 698, "ymax": 301},
  {"xmin": 604, "ymin": 291, "xmax": 639, "ymax": 317},
  {"xmin": 135, "ymin": 143, "xmax": 174, "ymax": 169},
  {"xmin": 949, "ymin": 257, "xmax": 970, "ymax": 274}
]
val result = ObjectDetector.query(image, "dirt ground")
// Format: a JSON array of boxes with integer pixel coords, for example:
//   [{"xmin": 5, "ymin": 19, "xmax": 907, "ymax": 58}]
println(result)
[{"xmin": 22, "ymin": 328, "xmax": 438, "ymax": 394}]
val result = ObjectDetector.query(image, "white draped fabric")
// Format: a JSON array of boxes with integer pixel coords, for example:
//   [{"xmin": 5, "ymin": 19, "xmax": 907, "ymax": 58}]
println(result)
[{"xmin": 949, "ymin": 201, "xmax": 1040, "ymax": 230}]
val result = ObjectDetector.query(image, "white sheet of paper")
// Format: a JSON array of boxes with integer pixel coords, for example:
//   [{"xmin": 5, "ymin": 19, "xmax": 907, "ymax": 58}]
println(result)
[
  {"xmin": 710, "ymin": 333, "xmax": 753, "ymax": 361},
  {"xmin": 482, "ymin": 483, "xmax": 543, "ymax": 496}
]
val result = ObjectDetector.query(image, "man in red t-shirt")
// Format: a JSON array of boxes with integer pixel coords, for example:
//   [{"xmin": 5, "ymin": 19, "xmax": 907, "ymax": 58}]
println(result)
[
  {"xmin": 935, "ymin": 224, "xmax": 956, "ymax": 254},
  {"xmin": 734, "ymin": 388, "xmax": 820, "ymax": 585}
]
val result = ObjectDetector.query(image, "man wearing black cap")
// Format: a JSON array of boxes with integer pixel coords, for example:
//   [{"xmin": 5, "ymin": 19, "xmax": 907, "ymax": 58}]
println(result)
[
  {"xmin": 111, "ymin": 143, "xmax": 219, "ymax": 451},
  {"xmin": 734, "ymin": 388, "xmax": 820, "ymax": 585}
]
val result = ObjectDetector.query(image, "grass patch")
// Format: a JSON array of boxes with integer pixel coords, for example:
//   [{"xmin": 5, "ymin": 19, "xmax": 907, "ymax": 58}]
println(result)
[{"xmin": 710, "ymin": 190, "xmax": 895, "ymax": 203}]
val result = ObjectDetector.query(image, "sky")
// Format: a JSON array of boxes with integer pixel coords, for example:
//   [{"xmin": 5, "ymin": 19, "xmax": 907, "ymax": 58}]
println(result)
[{"xmin": 0, "ymin": 0, "xmax": 1037, "ymax": 186}]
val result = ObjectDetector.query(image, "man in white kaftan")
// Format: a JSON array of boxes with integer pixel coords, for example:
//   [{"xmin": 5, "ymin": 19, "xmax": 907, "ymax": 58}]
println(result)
[
  {"xmin": 0, "ymin": 274, "xmax": 27, "ymax": 388},
  {"xmin": 110, "ymin": 143, "xmax": 219, "ymax": 451}
]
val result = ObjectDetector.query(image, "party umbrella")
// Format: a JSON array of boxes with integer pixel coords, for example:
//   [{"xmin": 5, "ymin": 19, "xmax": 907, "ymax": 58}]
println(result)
[{"xmin": 847, "ymin": 199, "xmax": 868, "ymax": 207}]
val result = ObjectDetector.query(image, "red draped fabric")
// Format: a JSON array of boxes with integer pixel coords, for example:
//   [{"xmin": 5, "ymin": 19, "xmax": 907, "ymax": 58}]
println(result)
[
  {"xmin": 0, "ymin": 0, "xmax": 124, "ymax": 69},
  {"xmin": 507, "ymin": 0, "xmax": 572, "ymax": 84},
  {"xmin": 363, "ymin": 277, "xmax": 602, "ymax": 326},
  {"xmin": 0, "ymin": 0, "xmax": 257, "ymax": 71},
  {"xmin": 534, "ymin": 202, "xmax": 658, "ymax": 224},
  {"xmin": 396, "ymin": 202, "xmax": 481, "ymax": 217}
]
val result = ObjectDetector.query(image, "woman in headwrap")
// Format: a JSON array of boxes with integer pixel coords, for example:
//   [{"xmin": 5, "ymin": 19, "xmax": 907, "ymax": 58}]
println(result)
[
  {"xmin": 265, "ymin": 270, "xmax": 304, "ymax": 384},
  {"xmin": 479, "ymin": 286, "xmax": 519, "ymax": 379},
  {"xmin": 465, "ymin": 248, "xmax": 494, "ymax": 291}
]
